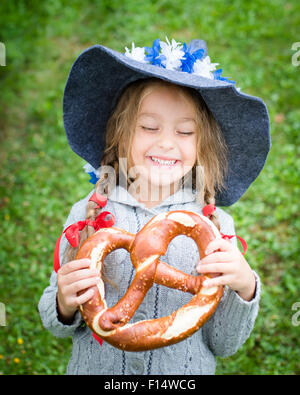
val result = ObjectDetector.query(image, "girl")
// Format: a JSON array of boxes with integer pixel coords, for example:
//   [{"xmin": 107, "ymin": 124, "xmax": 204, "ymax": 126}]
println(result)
[{"xmin": 39, "ymin": 38, "xmax": 270, "ymax": 375}]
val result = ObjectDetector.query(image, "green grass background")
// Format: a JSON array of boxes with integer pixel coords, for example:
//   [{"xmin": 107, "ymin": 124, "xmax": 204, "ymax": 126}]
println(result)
[{"xmin": 0, "ymin": 0, "xmax": 299, "ymax": 375}]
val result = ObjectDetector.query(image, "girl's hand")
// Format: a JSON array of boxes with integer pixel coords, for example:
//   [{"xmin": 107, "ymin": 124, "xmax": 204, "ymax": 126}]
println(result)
[
  {"xmin": 196, "ymin": 238, "xmax": 256, "ymax": 301},
  {"xmin": 56, "ymin": 258, "xmax": 100, "ymax": 324}
]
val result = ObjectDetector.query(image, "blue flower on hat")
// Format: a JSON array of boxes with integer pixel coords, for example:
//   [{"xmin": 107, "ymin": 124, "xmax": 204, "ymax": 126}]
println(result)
[
  {"xmin": 83, "ymin": 163, "xmax": 100, "ymax": 184},
  {"xmin": 181, "ymin": 42, "xmax": 205, "ymax": 73},
  {"xmin": 213, "ymin": 68, "xmax": 235, "ymax": 84},
  {"xmin": 144, "ymin": 38, "xmax": 166, "ymax": 67}
]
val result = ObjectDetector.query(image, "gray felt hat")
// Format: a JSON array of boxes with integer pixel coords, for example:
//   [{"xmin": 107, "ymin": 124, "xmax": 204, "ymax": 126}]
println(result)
[{"xmin": 62, "ymin": 39, "xmax": 271, "ymax": 206}]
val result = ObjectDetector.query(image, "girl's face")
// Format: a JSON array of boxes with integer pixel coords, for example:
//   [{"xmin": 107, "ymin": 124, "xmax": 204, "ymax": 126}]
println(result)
[{"xmin": 130, "ymin": 84, "xmax": 198, "ymax": 198}]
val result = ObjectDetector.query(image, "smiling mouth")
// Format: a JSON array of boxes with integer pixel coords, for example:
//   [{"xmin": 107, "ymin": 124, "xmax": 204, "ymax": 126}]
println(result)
[{"xmin": 147, "ymin": 156, "xmax": 180, "ymax": 167}]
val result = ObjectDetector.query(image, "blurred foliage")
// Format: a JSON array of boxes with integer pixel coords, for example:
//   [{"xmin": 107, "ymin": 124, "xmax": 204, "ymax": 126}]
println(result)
[{"xmin": 0, "ymin": 0, "xmax": 299, "ymax": 375}]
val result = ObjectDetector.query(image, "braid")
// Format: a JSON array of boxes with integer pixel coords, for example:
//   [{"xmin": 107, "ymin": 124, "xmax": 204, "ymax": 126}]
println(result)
[
  {"xmin": 194, "ymin": 187, "xmax": 221, "ymax": 231},
  {"xmin": 204, "ymin": 190, "xmax": 221, "ymax": 231},
  {"xmin": 193, "ymin": 165, "xmax": 221, "ymax": 231}
]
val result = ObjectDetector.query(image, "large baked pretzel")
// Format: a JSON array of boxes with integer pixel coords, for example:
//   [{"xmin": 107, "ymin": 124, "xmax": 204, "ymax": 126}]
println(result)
[{"xmin": 76, "ymin": 210, "xmax": 223, "ymax": 351}]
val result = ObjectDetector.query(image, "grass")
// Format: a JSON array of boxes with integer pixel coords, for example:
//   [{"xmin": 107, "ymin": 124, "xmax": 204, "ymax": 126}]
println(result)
[{"xmin": 0, "ymin": 0, "xmax": 299, "ymax": 375}]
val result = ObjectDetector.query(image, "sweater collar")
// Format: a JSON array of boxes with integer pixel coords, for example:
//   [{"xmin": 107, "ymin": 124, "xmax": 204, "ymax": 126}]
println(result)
[{"xmin": 108, "ymin": 184, "xmax": 196, "ymax": 213}]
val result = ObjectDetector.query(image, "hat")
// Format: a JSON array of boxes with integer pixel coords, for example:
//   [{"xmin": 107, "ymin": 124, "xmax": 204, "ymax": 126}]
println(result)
[{"xmin": 63, "ymin": 37, "xmax": 271, "ymax": 206}]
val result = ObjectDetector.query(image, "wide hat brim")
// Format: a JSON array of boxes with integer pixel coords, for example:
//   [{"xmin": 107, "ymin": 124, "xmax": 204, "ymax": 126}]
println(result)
[{"xmin": 63, "ymin": 42, "xmax": 271, "ymax": 206}]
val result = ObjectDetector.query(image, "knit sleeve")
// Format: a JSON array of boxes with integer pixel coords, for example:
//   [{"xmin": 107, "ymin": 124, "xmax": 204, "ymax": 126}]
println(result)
[
  {"xmin": 38, "ymin": 202, "xmax": 86, "ymax": 338},
  {"xmin": 201, "ymin": 208, "xmax": 261, "ymax": 357}
]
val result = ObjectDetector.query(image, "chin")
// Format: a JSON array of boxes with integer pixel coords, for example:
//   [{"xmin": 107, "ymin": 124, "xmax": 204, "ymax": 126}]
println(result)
[{"xmin": 148, "ymin": 175, "xmax": 182, "ymax": 189}]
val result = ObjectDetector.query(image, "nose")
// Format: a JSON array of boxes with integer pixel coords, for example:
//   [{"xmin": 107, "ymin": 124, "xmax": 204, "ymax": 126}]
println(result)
[{"xmin": 157, "ymin": 128, "xmax": 176, "ymax": 151}]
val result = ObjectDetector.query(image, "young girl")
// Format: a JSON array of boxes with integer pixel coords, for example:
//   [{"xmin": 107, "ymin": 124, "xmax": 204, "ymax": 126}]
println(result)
[{"xmin": 38, "ymin": 38, "xmax": 270, "ymax": 375}]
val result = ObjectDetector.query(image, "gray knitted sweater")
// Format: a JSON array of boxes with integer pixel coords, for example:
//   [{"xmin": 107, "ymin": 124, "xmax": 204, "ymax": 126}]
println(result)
[{"xmin": 38, "ymin": 185, "xmax": 260, "ymax": 375}]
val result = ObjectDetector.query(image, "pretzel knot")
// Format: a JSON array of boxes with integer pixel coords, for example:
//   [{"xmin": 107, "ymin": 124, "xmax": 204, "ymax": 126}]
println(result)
[{"xmin": 76, "ymin": 210, "xmax": 224, "ymax": 351}]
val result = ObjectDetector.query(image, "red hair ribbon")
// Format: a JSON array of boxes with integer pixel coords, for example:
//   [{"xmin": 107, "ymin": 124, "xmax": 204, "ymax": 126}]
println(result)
[
  {"xmin": 88, "ymin": 192, "xmax": 108, "ymax": 209},
  {"xmin": 220, "ymin": 233, "xmax": 247, "ymax": 256},
  {"xmin": 53, "ymin": 193, "xmax": 115, "ymax": 273},
  {"xmin": 202, "ymin": 204, "xmax": 216, "ymax": 219},
  {"xmin": 202, "ymin": 204, "xmax": 248, "ymax": 256},
  {"xmin": 92, "ymin": 333, "xmax": 103, "ymax": 346}
]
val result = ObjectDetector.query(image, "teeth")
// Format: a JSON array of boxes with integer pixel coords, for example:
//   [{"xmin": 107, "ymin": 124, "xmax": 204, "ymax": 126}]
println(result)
[{"xmin": 151, "ymin": 156, "xmax": 176, "ymax": 165}]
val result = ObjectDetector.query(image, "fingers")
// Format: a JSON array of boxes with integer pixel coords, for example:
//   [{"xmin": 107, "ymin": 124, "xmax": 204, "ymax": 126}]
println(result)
[
  {"xmin": 196, "ymin": 238, "xmax": 236, "ymax": 274},
  {"xmin": 65, "ymin": 276, "xmax": 100, "ymax": 295},
  {"xmin": 196, "ymin": 262, "xmax": 231, "ymax": 275},
  {"xmin": 75, "ymin": 288, "xmax": 95, "ymax": 305},
  {"xmin": 62, "ymin": 268, "xmax": 99, "ymax": 286},
  {"xmin": 57, "ymin": 258, "xmax": 100, "ymax": 314},
  {"xmin": 58, "ymin": 258, "xmax": 99, "ymax": 286},
  {"xmin": 200, "ymin": 251, "xmax": 232, "ymax": 265},
  {"xmin": 57, "ymin": 275, "xmax": 100, "ymax": 314},
  {"xmin": 58, "ymin": 258, "xmax": 93, "ymax": 275},
  {"xmin": 196, "ymin": 237, "xmax": 251, "ymax": 294},
  {"xmin": 202, "ymin": 275, "xmax": 233, "ymax": 288},
  {"xmin": 196, "ymin": 239, "xmax": 235, "ymax": 288},
  {"xmin": 204, "ymin": 237, "xmax": 234, "ymax": 255}
]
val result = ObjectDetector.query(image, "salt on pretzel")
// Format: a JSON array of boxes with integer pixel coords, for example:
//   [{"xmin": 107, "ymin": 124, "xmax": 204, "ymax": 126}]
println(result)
[{"xmin": 76, "ymin": 210, "xmax": 223, "ymax": 351}]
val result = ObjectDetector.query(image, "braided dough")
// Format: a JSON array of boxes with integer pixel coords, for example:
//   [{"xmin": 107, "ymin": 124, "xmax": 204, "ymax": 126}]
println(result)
[{"xmin": 76, "ymin": 210, "xmax": 223, "ymax": 351}]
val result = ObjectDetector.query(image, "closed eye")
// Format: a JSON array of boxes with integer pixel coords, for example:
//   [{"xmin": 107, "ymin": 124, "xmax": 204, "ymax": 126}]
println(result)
[
  {"xmin": 141, "ymin": 126, "xmax": 158, "ymax": 131},
  {"xmin": 177, "ymin": 131, "xmax": 194, "ymax": 135},
  {"xmin": 141, "ymin": 126, "xmax": 194, "ymax": 135}
]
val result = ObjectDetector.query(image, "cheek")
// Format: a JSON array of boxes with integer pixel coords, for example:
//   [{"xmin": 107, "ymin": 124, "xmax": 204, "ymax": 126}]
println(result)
[
  {"xmin": 130, "ymin": 141, "xmax": 138, "ymax": 161},
  {"xmin": 131, "ymin": 132, "xmax": 154, "ymax": 158},
  {"xmin": 131, "ymin": 134, "xmax": 143, "ymax": 158},
  {"xmin": 183, "ymin": 141, "xmax": 197, "ymax": 164}
]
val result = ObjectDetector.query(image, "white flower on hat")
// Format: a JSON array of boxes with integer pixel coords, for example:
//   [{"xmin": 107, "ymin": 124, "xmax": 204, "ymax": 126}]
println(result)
[
  {"xmin": 159, "ymin": 37, "xmax": 185, "ymax": 70},
  {"xmin": 193, "ymin": 56, "xmax": 219, "ymax": 79},
  {"xmin": 83, "ymin": 163, "xmax": 100, "ymax": 177},
  {"xmin": 124, "ymin": 42, "xmax": 147, "ymax": 63}
]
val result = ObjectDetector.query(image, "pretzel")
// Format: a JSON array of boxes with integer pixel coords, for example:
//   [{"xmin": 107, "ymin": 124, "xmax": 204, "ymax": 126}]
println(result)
[{"xmin": 75, "ymin": 210, "xmax": 223, "ymax": 351}]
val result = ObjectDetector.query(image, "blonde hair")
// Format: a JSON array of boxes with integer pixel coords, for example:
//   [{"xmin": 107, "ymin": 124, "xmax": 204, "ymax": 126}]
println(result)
[{"xmin": 64, "ymin": 78, "xmax": 228, "ymax": 264}]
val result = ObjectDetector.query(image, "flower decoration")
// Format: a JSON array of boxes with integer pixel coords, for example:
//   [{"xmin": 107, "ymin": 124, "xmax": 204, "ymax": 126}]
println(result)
[
  {"xmin": 159, "ymin": 37, "xmax": 185, "ymax": 70},
  {"xmin": 193, "ymin": 55, "xmax": 219, "ymax": 80},
  {"xmin": 124, "ymin": 37, "xmax": 239, "ymax": 88},
  {"xmin": 144, "ymin": 38, "xmax": 164, "ymax": 66},
  {"xmin": 180, "ymin": 42, "xmax": 205, "ymax": 73},
  {"xmin": 124, "ymin": 42, "xmax": 147, "ymax": 63}
]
